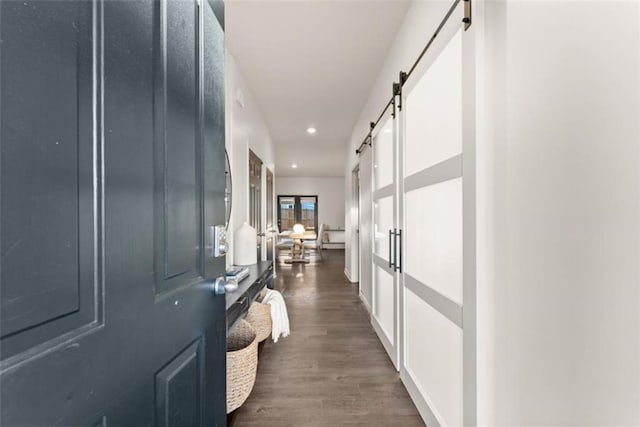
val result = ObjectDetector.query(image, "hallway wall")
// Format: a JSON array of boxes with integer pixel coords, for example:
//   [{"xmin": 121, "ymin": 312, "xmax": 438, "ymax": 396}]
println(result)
[
  {"xmin": 345, "ymin": 0, "xmax": 640, "ymax": 425},
  {"xmin": 275, "ymin": 176, "xmax": 345, "ymax": 231},
  {"xmin": 343, "ymin": 1, "xmax": 450, "ymax": 285},
  {"xmin": 225, "ymin": 52, "xmax": 275, "ymax": 265},
  {"xmin": 475, "ymin": 1, "xmax": 640, "ymax": 424}
]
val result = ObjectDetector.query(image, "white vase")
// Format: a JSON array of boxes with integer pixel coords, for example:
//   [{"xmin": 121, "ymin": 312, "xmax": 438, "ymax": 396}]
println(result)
[{"xmin": 234, "ymin": 222, "xmax": 257, "ymax": 266}]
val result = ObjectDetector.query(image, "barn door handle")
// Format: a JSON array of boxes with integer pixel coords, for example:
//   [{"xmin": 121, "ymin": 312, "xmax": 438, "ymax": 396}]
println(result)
[
  {"xmin": 388, "ymin": 229, "xmax": 394, "ymax": 269},
  {"xmin": 394, "ymin": 229, "xmax": 402, "ymax": 273},
  {"xmin": 393, "ymin": 228, "xmax": 399, "ymax": 272}
]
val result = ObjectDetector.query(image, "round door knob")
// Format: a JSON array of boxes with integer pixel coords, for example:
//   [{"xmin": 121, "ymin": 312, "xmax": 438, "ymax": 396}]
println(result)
[{"xmin": 212, "ymin": 276, "xmax": 226, "ymax": 296}]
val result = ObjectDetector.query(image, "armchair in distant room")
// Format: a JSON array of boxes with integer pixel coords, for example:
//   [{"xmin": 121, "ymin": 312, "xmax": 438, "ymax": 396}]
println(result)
[
  {"xmin": 275, "ymin": 226, "xmax": 294, "ymax": 261},
  {"xmin": 302, "ymin": 223, "xmax": 324, "ymax": 261}
]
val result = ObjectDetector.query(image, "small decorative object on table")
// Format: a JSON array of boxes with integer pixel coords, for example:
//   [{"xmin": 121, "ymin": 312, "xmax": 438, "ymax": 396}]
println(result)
[
  {"xmin": 234, "ymin": 222, "xmax": 257, "ymax": 266},
  {"xmin": 225, "ymin": 266, "xmax": 249, "ymax": 292},
  {"xmin": 226, "ymin": 266, "xmax": 249, "ymax": 282}
]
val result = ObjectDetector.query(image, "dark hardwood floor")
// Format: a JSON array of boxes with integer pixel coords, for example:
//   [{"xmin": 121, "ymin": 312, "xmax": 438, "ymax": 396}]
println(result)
[{"xmin": 229, "ymin": 250, "xmax": 424, "ymax": 426}]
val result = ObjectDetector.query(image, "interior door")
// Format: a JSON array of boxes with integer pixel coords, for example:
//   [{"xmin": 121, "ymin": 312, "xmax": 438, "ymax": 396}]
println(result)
[
  {"xmin": 0, "ymin": 0, "xmax": 227, "ymax": 425},
  {"xmin": 371, "ymin": 114, "xmax": 400, "ymax": 369},
  {"xmin": 358, "ymin": 159, "xmax": 373, "ymax": 309},
  {"xmin": 249, "ymin": 150, "xmax": 262, "ymax": 260},
  {"xmin": 398, "ymin": 4, "xmax": 472, "ymax": 425}
]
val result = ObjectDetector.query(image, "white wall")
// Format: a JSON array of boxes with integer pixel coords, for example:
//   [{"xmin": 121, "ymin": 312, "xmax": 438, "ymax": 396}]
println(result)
[
  {"xmin": 476, "ymin": 1, "xmax": 640, "ymax": 424},
  {"xmin": 225, "ymin": 51, "xmax": 275, "ymax": 265},
  {"xmin": 344, "ymin": 1, "xmax": 450, "ymax": 283},
  {"xmin": 275, "ymin": 177, "xmax": 345, "ymax": 230},
  {"xmin": 346, "ymin": 0, "xmax": 640, "ymax": 424}
]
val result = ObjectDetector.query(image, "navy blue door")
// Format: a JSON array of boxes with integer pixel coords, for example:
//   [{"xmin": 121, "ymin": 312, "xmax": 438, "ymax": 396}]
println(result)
[{"xmin": 0, "ymin": 0, "xmax": 227, "ymax": 425}]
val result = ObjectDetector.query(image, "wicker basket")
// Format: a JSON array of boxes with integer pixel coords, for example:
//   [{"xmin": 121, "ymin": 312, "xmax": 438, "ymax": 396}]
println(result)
[
  {"xmin": 245, "ymin": 302, "xmax": 272, "ymax": 342},
  {"xmin": 226, "ymin": 319, "xmax": 258, "ymax": 413}
]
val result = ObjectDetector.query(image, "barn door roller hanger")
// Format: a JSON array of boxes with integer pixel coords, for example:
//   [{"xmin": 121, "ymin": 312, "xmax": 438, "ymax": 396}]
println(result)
[
  {"xmin": 355, "ymin": 0, "xmax": 472, "ymax": 155},
  {"xmin": 463, "ymin": 0, "xmax": 472, "ymax": 30}
]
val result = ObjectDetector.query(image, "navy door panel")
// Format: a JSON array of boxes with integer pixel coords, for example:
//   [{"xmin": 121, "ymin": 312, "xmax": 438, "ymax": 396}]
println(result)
[
  {"xmin": 0, "ymin": 0, "xmax": 226, "ymax": 425},
  {"xmin": 0, "ymin": 0, "xmax": 100, "ymax": 364}
]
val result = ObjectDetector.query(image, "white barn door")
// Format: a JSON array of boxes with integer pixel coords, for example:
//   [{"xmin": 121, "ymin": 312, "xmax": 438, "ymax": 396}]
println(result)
[
  {"xmin": 398, "ymin": 3, "xmax": 476, "ymax": 425},
  {"xmin": 371, "ymin": 112, "xmax": 401, "ymax": 369}
]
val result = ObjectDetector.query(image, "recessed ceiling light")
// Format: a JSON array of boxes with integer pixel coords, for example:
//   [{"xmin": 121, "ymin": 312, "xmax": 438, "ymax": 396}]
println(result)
[
  {"xmin": 307, "ymin": 127, "xmax": 317, "ymax": 135},
  {"xmin": 291, "ymin": 164, "xmax": 298, "ymax": 169}
]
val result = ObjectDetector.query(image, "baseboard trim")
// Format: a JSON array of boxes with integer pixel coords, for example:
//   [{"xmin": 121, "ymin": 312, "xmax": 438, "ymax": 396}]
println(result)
[
  {"xmin": 359, "ymin": 293, "xmax": 371, "ymax": 314},
  {"xmin": 344, "ymin": 268, "xmax": 356, "ymax": 283},
  {"xmin": 371, "ymin": 316, "xmax": 398, "ymax": 371},
  {"xmin": 400, "ymin": 369, "xmax": 442, "ymax": 427}
]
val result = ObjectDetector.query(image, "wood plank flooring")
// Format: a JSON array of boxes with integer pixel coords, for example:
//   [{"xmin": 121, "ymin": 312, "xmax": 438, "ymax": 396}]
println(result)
[{"xmin": 229, "ymin": 250, "xmax": 424, "ymax": 426}]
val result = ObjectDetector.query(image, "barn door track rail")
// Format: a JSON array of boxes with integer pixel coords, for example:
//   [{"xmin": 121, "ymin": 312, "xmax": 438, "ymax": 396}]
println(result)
[{"xmin": 355, "ymin": 0, "xmax": 471, "ymax": 155}]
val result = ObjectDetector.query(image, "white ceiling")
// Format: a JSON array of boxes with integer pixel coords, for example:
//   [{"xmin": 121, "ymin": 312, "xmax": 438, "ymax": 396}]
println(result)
[{"xmin": 225, "ymin": 0, "xmax": 410, "ymax": 177}]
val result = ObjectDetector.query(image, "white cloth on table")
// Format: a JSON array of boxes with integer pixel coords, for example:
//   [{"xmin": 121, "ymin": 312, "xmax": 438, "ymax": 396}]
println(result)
[{"xmin": 262, "ymin": 289, "xmax": 290, "ymax": 343}]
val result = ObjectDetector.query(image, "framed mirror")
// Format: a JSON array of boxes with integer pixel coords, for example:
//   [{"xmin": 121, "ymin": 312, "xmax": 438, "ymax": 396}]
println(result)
[{"xmin": 224, "ymin": 149, "xmax": 232, "ymax": 230}]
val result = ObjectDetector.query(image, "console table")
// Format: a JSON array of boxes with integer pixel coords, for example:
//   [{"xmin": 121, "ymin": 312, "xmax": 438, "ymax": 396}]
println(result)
[{"xmin": 226, "ymin": 261, "xmax": 274, "ymax": 332}]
